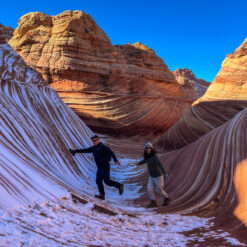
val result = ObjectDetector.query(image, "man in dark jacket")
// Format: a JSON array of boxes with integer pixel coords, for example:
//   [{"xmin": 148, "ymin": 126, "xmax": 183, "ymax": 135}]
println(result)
[{"xmin": 69, "ymin": 135, "xmax": 124, "ymax": 200}]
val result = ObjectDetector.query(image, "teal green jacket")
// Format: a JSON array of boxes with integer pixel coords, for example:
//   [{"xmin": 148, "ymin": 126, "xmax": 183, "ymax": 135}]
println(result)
[{"xmin": 138, "ymin": 154, "xmax": 166, "ymax": 178}]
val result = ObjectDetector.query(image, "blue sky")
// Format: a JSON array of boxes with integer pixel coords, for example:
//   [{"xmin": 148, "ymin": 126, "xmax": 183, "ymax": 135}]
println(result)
[{"xmin": 1, "ymin": 0, "xmax": 247, "ymax": 82}]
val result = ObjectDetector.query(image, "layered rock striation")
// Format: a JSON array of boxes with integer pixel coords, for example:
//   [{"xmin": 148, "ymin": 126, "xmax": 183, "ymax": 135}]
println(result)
[
  {"xmin": 9, "ymin": 10, "xmax": 195, "ymax": 137},
  {"xmin": 197, "ymin": 38, "xmax": 247, "ymax": 102},
  {"xmin": 1, "ymin": 24, "xmax": 247, "ymax": 243},
  {"xmin": 157, "ymin": 38, "xmax": 247, "ymax": 150},
  {"xmin": 151, "ymin": 38, "xmax": 247, "ymax": 240}
]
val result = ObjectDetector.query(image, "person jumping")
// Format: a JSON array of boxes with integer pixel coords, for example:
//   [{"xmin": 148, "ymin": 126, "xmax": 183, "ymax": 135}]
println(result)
[{"xmin": 70, "ymin": 135, "xmax": 124, "ymax": 200}]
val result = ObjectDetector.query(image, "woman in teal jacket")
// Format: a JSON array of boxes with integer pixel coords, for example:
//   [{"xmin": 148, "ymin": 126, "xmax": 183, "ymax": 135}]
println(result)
[{"xmin": 136, "ymin": 142, "xmax": 171, "ymax": 208}]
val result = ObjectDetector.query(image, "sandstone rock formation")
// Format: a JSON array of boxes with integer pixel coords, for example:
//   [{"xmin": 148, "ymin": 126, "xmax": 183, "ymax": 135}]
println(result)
[
  {"xmin": 1, "ymin": 25, "xmax": 247, "ymax": 244},
  {"xmin": 9, "ymin": 10, "xmax": 195, "ymax": 137},
  {"xmin": 157, "ymin": 107, "xmax": 247, "ymax": 242},
  {"xmin": 151, "ymin": 38, "xmax": 247, "ymax": 240},
  {"xmin": 0, "ymin": 23, "xmax": 14, "ymax": 44},
  {"xmin": 197, "ymin": 38, "xmax": 247, "ymax": 102},
  {"xmin": 173, "ymin": 68, "xmax": 210, "ymax": 99},
  {"xmin": 157, "ymin": 38, "xmax": 247, "ymax": 150},
  {"xmin": 0, "ymin": 36, "xmax": 93, "ymax": 208}
]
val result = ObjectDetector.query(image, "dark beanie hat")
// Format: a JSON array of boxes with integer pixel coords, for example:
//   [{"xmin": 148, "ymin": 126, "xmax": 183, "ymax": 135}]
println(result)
[{"xmin": 91, "ymin": 135, "xmax": 99, "ymax": 139}]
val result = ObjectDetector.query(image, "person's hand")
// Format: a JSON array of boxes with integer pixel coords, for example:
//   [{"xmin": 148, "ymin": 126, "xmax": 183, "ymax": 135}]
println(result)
[
  {"xmin": 69, "ymin": 149, "xmax": 76, "ymax": 156},
  {"xmin": 115, "ymin": 161, "xmax": 121, "ymax": 166}
]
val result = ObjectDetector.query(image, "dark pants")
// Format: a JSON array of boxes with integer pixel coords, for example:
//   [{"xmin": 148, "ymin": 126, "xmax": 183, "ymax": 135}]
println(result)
[{"xmin": 96, "ymin": 167, "xmax": 121, "ymax": 195}]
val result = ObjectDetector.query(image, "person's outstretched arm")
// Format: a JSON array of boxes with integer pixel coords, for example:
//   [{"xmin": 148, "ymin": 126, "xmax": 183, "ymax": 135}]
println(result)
[
  {"xmin": 69, "ymin": 147, "xmax": 93, "ymax": 156},
  {"xmin": 136, "ymin": 159, "xmax": 146, "ymax": 165}
]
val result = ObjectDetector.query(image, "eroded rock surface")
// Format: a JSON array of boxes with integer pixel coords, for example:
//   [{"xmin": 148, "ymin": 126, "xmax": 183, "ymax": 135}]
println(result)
[
  {"xmin": 1, "ymin": 24, "xmax": 247, "ymax": 244},
  {"xmin": 9, "ymin": 10, "xmax": 194, "ymax": 137},
  {"xmin": 173, "ymin": 68, "xmax": 210, "ymax": 99},
  {"xmin": 197, "ymin": 38, "xmax": 247, "ymax": 102},
  {"xmin": 157, "ymin": 38, "xmax": 247, "ymax": 150},
  {"xmin": 0, "ymin": 23, "xmax": 14, "ymax": 44}
]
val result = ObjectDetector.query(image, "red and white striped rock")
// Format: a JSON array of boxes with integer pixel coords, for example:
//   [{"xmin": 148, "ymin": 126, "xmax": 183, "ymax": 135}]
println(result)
[{"xmin": 9, "ymin": 10, "xmax": 196, "ymax": 137}]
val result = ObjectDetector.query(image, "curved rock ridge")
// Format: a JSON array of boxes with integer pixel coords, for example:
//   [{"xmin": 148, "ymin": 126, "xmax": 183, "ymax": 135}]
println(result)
[
  {"xmin": 157, "ymin": 38, "xmax": 247, "ymax": 150},
  {"xmin": 173, "ymin": 68, "xmax": 210, "ymax": 99},
  {"xmin": 9, "ymin": 10, "xmax": 194, "ymax": 136},
  {"xmin": 1, "ymin": 30, "xmax": 247, "ymax": 244},
  {"xmin": 157, "ymin": 108, "xmax": 247, "ymax": 240},
  {"xmin": 156, "ymin": 100, "xmax": 247, "ymax": 150},
  {"xmin": 0, "ymin": 42, "xmax": 144, "ymax": 209},
  {"xmin": 197, "ymin": 38, "xmax": 247, "ymax": 103}
]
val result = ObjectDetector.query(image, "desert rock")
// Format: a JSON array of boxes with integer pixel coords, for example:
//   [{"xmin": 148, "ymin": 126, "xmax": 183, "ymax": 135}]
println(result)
[
  {"xmin": 173, "ymin": 68, "xmax": 210, "ymax": 99},
  {"xmin": 9, "ymin": 10, "xmax": 195, "ymax": 137},
  {"xmin": 0, "ymin": 23, "xmax": 14, "ymax": 44}
]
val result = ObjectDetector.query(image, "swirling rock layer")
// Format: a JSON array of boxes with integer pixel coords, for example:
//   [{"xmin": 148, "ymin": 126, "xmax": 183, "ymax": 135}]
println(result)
[
  {"xmin": 1, "ymin": 26, "xmax": 247, "ymax": 243},
  {"xmin": 152, "ymin": 37, "xmax": 247, "ymax": 241},
  {"xmin": 157, "ymin": 38, "xmax": 247, "ymax": 150},
  {"xmin": 9, "ymin": 10, "xmax": 194, "ymax": 137},
  {"xmin": 0, "ymin": 41, "xmax": 144, "ymax": 209}
]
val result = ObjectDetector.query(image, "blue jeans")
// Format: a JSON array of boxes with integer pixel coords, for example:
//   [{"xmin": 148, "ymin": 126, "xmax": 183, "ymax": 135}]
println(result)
[{"xmin": 96, "ymin": 167, "xmax": 121, "ymax": 195}]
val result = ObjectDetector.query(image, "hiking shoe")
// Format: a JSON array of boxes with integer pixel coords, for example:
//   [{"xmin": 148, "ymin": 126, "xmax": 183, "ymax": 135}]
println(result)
[
  {"xmin": 71, "ymin": 193, "xmax": 78, "ymax": 203},
  {"xmin": 163, "ymin": 197, "xmax": 172, "ymax": 206},
  {"xmin": 146, "ymin": 200, "xmax": 158, "ymax": 208},
  {"xmin": 119, "ymin": 184, "xmax": 124, "ymax": 195},
  {"xmin": 95, "ymin": 194, "xmax": 105, "ymax": 200}
]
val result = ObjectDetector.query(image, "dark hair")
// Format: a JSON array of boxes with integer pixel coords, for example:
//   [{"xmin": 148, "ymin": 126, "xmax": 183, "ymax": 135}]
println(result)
[{"xmin": 143, "ymin": 147, "xmax": 157, "ymax": 160}]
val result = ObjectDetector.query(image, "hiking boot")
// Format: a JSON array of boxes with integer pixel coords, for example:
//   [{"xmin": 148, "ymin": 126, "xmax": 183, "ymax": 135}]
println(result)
[
  {"xmin": 163, "ymin": 197, "xmax": 172, "ymax": 206},
  {"xmin": 71, "ymin": 193, "xmax": 77, "ymax": 203},
  {"xmin": 119, "ymin": 184, "xmax": 124, "ymax": 195},
  {"xmin": 95, "ymin": 194, "xmax": 105, "ymax": 200},
  {"xmin": 146, "ymin": 200, "xmax": 158, "ymax": 208}
]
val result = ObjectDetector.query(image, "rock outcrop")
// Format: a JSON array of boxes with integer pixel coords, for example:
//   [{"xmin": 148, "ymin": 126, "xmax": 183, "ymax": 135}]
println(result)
[
  {"xmin": 9, "ymin": 10, "xmax": 194, "ymax": 137},
  {"xmin": 173, "ymin": 68, "xmax": 210, "ymax": 99},
  {"xmin": 0, "ymin": 30, "xmax": 95, "ymax": 208},
  {"xmin": 151, "ymin": 38, "xmax": 247, "ymax": 241},
  {"xmin": 157, "ymin": 38, "xmax": 247, "ymax": 150},
  {"xmin": 0, "ymin": 23, "xmax": 14, "ymax": 44},
  {"xmin": 1, "ymin": 25, "xmax": 247, "ymax": 244},
  {"xmin": 197, "ymin": 38, "xmax": 247, "ymax": 102}
]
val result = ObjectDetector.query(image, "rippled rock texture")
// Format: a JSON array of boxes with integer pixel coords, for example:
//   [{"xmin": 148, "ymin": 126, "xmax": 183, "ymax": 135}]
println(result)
[
  {"xmin": 153, "ymin": 38, "xmax": 247, "ymax": 241},
  {"xmin": 0, "ymin": 38, "xmax": 144, "ymax": 209},
  {"xmin": 9, "ymin": 10, "xmax": 195, "ymax": 137},
  {"xmin": 0, "ymin": 41, "xmax": 94, "ymax": 208},
  {"xmin": 157, "ymin": 38, "xmax": 247, "ymax": 150}
]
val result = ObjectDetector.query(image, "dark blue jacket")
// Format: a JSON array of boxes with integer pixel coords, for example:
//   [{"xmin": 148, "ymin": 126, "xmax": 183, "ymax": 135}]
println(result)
[{"xmin": 75, "ymin": 142, "xmax": 118, "ymax": 169}]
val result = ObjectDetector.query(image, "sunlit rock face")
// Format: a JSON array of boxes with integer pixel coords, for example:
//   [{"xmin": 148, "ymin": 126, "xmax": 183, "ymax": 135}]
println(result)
[
  {"xmin": 157, "ymin": 38, "xmax": 247, "ymax": 150},
  {"xmin": 197, "ymin": 38, "xmax": 247, "ymax": 102},
  {"xmin": 9, "ymin": 10, "xmax": 194, "ymax": 137},
  {"xmin": 173, "ymin": 68, "xmax": 210, "ymax": 100},
  {"xmin": 1, "ymin": 24, "xmax": 247, "ymax": 242}
]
